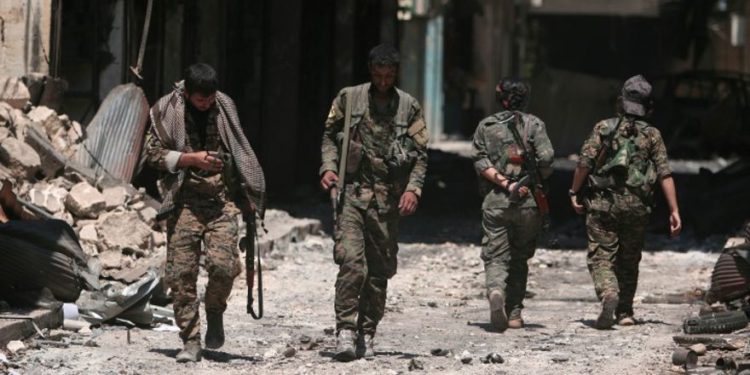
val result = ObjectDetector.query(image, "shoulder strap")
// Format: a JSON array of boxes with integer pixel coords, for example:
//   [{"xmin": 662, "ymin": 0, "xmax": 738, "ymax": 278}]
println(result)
[{"xmin": 337, "ymin": 87, "xmax": 355, "ymax": 187}]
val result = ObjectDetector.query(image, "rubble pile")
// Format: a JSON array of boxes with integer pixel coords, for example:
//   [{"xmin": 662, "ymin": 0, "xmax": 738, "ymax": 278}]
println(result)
[{"xmin": 0, "ymin": 77, "xmax": 166, "ymax": 286}]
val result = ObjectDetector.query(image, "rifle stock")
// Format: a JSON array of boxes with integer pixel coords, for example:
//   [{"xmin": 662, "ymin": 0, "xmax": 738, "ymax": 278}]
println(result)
[{"xmin": 244, "ymin": 214, "xmax": 263, "ymax": 319}]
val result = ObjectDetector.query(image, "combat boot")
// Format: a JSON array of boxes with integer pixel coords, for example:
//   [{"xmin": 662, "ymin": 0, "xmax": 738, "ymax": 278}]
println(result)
[
  {"xmin": 488, "ymin": 290, "xmax": 508, "ymax": 332},
  {"xmin": 205, "ymin": 312, "xmax": 225, "ymax": 349},
  {"xmin": 508, "ymin": 310, "xmax": 524, "ymax": 329},
  {"xmin": 334, "ymin": 329, "xmax": 356, "ymax": 362},
  {"xmin": 356, "ymin": 333, "xmax": 375, "ymax": 359},
  {"xmin": 176, "ymin": 340, "xmax": 202, "ymax": 363},
  {"xmin": 595, "ymin": 292, "xmax": 619, "ymax": 330}
]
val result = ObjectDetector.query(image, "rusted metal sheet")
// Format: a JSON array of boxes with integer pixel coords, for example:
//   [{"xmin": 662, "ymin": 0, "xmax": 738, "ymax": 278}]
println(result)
[
  {"xmin": 710, "ymin": 250, "xmax": 750, "ymax": 302},
  {"xmin": 75, "ymin": 83, "xmax": 149, "ymax": 183}
]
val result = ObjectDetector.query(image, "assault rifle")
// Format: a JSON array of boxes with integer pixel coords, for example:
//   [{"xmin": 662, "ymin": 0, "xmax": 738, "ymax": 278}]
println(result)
[
  {"xmin": 243, "ymin": 213, "xmax": 263, "ymax": 319},
  {"xmin": 508, "ymin": 113, "xmax": 550, "ymax": 229},
  {"xmin": 330, "ymin": 87, "xmax": 354, "ymax": 224}
]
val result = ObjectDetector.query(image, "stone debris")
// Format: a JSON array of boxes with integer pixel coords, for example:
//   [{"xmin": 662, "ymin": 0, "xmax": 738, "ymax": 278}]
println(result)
[
  {"xmin": 0, "ymin": 76, "xmax": 31, "ymax": 109},
  {"xmin": 689, "ymin": 343, "xmax": 707, "ymax": 356},
  {"xmin": 65, "ymin": 182, "xmax": 106, "ymax": 219},
  {"xmin": 459, "ymin": 350, "xmax": 473, "ymax": 364},
  {"xmin": 282, "ymin": 346, "xmax": 297, "ymax": 358},
  {"xmin": 101, "ymin": 186, "xmax": 129, "ymax": 209},
  {"xmin": 430, "ymin": 348, "xmax": 451, "ymax": 357},
  {"xmin": 0, "ymin": 137, "xmax": 41, "ymax": 179},
  {"xmin": 6, "ymin": 340, "xmax": 25, "ymax": 355},
  {"xmin": 408, "ymin": 358, "xmax": 424, "ymax": 371}
]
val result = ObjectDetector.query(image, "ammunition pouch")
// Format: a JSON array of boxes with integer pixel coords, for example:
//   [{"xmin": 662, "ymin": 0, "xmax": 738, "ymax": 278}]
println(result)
[
  {"xmin": 337, "ymin": 132, "xmax": 363, "ymax": 175},
  {"xmin": 386, "ymin": 135, "xmax": 417, "ymax": 183}
]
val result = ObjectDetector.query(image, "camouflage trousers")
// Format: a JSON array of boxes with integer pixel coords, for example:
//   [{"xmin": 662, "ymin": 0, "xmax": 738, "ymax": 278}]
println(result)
[
  {"xmin": 481, "ymin": 206, "xmax": 541, "ymax": 318},
  {"xmin": 333, "ymin": 198, "xmax": 400, "ymax": 335},
  {"xmin": 586, "ymin": 209, "xmax": 648, "ymax": 317},
  {"xmin": 165, "ymin": 196, "xmax": 241, "ymax": 344}
]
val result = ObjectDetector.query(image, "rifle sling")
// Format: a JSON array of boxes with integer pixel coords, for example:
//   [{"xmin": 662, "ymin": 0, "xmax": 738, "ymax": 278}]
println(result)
[{"xmin": 337, "ymin": 87, "xmax": 355, "ymax": 196}]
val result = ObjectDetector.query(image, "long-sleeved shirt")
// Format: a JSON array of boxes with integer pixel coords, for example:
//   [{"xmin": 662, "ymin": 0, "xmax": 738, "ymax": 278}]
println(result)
[
  {"xmin": 472, "ymin": 110, "xmax": 554, "ymax": 209},
  {"xmin": 321, "ymin": 83, "xmax": 429, "ymax": 213}
]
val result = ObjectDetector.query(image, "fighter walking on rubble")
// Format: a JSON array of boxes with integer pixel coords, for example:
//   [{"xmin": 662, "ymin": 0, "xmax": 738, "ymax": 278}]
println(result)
[
  {"xmin": 569, "ymin": 75, "xmax": 681, "ymax": 329},
  {"xmin": 320, "ymin": 44, "xmax": 429, "ymax": 361},
  {"xmin": 144, "ymin": 63, "xmax": 266, "ymax": 362},
  {"xmin": 471, "ymin": 78, "xmax": 554, "ymax": 332}
]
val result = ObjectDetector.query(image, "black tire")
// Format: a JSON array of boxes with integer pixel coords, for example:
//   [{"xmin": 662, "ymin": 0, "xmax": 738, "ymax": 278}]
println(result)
[{"xmin": 683, "ymin": 310, "xmax": 749, "ymax": 334}]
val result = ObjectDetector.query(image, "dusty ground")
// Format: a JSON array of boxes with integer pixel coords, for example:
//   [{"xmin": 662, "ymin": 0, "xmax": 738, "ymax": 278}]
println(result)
[{"xmin": 7, "ymin": 223, "xmax": 720, "ymax": 375}]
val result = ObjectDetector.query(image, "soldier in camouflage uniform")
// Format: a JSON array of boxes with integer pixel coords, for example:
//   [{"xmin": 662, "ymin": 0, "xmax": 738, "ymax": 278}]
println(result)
[
  {"xmin": 471, "ymin": 79, "xmax": 554, "ymax": 332},
  {"xmin": 320, "ymin": 44, "xmax": 428, "ymax": 361},
  {"xmin": 145, "ymin": 63, "xmax": 265, "ymax": 362},
  {"xmin": 569, "ymin": 75, "xmax": 681, "ymax": 329}
]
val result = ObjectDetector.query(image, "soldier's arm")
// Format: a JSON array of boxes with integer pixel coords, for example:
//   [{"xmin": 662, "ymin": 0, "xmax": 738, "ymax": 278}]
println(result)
[
  {"xmin": 472, "ymin": 121, "xmax": 511, "ymax": 189},
  {"xmin": 144, "ymin": 119, "xmax": 181, "ymax": 174},
  {"xmin": 651, "ymin": 128, "xmax": 681, "ymax": 236},
  {"xmin": 577, "ymin": 121, "xmax": 606, "ymax": 170},
  {"xmin": 530, "ymin": 116, "xmax": 554, "ymax": 178},
  {"xmin": 320, "ymin": 91, "xmax": 346, "ymax": 176},
  {"xmin": 405, "ymin": 101, "xmax": 429, "ymax": 198}
]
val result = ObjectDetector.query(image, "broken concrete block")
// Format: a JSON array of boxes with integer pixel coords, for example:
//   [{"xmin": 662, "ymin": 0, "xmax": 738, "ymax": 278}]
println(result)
[
  {"xmin": 27, "ymin": 105, "xmax": 62, "ymax": 137},
  {"xmin": 79, "ymin": 224, "xmax": 98, "ymax": 243},
  {"xmin": 6, "ymin": 340, "xmax": 25, "ymax": 354},
  {"xmin": 97, "ymin": 211, "xmax": 152, "ymax": 256},
  {"xmin": 0, "ymin": 127, "xmax": 10, "ymax": 142},
  {"xmin": 24, "ymin": 126, "xmax": 64, "ymax": 178},
  {"xmin": 0, "ymin": 137, "xmax": 41, "ymax": 179},
  {"xmin": 98, "ymin": 250, "xmax": 123, "ymax": 269},
  {"xmin": 65, "ymin": 182, "xmax": 106, "ymax": 219},
  {"xmin": 28, "ymin": 184, "xmax": 68, "ymax": 213},
  {"xmin": 726, "ymin": 237, "xmax": 748, "ymax": 249},
  {"xmin": 139, "ymin": 206, "xmax": 157, "ymax": 225},
  {"xmin": 0, "ymin": 76, "xmax": 31, "ymax": 109},
  {"xmin": 102, "ymin": 186, "xmax": 129, "ymax": 209}
]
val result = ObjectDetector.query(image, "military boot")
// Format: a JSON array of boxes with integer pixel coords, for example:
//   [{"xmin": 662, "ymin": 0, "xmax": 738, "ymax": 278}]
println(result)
[
  {"xmin": 205, "ymin": 312, "xmax": 225, "ymax": 349},
  {"xmin": 488, "ymin": 290, "xmax": 508, "ymax": 332},
  {"xmin": 594, "ymin": 292, "xmax": 619, "ymax": 330},
  {"xmin": 356, "ymin": 333, "xmax": 375, "ymax": 359},
  {"xmin": 334, "ymin": 329, "xmax": 356, "ymax": 362},
  {"xmin": 176, "ymin": 340, "xmax": 202, "ymax": 363}
]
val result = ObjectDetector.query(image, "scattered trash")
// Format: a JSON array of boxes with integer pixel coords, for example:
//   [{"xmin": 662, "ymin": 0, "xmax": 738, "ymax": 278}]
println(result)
[
  {"xmin": 459, "ymin": 350, "xmax": 472, "ymax": 364},
  {"xmin": 683, "ymin": 310, "xmax": 749, "ymax": 334},
  {"xmin": 479, "ymin": 352, "xmax": 504, "ymax": 364},
  {"xmin": 672, "ymin": 348, "xmax": 698, "ymax": 369},
  {"xmin": 430, "ymin": 348, "xmax": 451, "ymax": 357},
  {"xmin": 408, "ymin": 358, "xmax": 424, "ymax": 371}
]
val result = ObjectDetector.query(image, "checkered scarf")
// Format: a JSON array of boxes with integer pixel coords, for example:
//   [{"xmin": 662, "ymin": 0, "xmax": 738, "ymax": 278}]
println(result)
[{"xmin": 151, "ymin": 82, "xmax": 266, "ymax": 218}]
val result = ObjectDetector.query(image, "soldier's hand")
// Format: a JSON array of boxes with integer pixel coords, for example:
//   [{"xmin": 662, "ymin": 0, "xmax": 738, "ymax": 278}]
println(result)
[
  {"xmin": 508, "ymin": 182, "xmax": 530, "ymax": 197},
  {"xmin": 570, "ymin": 195, "xmax": 585, "ymax": 215},
  {"xmin": 320, "ymin": 171, "xmax": 339, "ymax": 191},
  {"xmin": 669, "ymin": 211, "xmax": 682, "ymax": 237},
  {"xmin": 399, "ymin": 191, "xmax": 419, "ymax": 216},
  {"xmin": 188, "ymin": 151, "xmax": 224, "ymax": 172}
]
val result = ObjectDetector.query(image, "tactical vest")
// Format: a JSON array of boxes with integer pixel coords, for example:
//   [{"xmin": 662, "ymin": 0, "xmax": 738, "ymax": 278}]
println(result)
[
  {"xmin": 342, "ymin": 83, "xmax": 419, "ymax": 190},
  {"xmin": 592, "ymin": 117, "xmax": 658, "ymax": 205}
]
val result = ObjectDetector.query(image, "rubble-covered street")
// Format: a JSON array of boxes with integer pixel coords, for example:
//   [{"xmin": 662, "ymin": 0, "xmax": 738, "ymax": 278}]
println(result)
[{"xmin": 5, "ymin": 230, "xmax": 719, "ymax": 374}]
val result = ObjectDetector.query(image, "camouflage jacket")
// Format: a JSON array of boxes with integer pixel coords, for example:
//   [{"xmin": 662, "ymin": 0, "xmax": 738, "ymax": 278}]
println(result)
[
  {"xmin": 144, "ymin": 103, "xmax": 241, "ymax": 204},
  {"xmin": 578, "ymin": 116, "xmax": 671, "ymax": 214},
  {"xmin": 471, "ymin": 111, "xmax": 554, "ymax": 209},
  {"xmin": 320, "ymin": 83, "xmax": 429, "ymax": 213}
]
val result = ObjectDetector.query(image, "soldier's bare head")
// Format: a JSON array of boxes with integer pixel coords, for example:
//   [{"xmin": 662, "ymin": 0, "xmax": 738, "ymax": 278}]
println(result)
[
  {"xmin": 184, "ymin": 63, "xmax": 218, "ymax": 112},
  {"xmin": 495, "ymin": 78, "xmax": 529, "ymax": 111},
  {"xmin": 368, "ymin": 44, "xmax": 399, "ymax": 95}
]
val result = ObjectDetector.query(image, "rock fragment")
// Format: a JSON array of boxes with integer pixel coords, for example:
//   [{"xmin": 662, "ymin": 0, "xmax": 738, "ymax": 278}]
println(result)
[
  {"xmin": 408, "ymin": 358, "xmax": 424, "ymax": 371},
  {"xmin": 65, "ymin": 182, "xmax": 105, "ymax": 218},
  {"xmin": 0, "ymin": 137, "xmax": 41, "ymax": 179},
  {"xmin": 460, "ymin": 350, "xmax": 472, "ymax": 364},
  {"xmin": 101, "ymin": 186, "xmax": 129, "ymax": 209},
  {"xmin": 0, "ymin": 77, "xmax": 31, "ymax": 109},
  {"xmin": 6, "ymin": 340, "xmax": 25, "ymax": 354}
]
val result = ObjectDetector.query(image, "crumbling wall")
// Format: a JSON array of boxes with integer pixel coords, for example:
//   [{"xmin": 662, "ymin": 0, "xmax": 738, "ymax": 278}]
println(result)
[{"xmin": 0, "ymin": 0, "xmax": 52, "ymax": 77}]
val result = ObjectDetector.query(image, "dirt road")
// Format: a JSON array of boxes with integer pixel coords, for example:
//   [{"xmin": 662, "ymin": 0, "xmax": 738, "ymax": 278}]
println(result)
[{"xmin": 9, "ymin": 228, "xmax": 719, "ymax": 375}]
